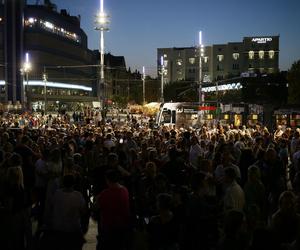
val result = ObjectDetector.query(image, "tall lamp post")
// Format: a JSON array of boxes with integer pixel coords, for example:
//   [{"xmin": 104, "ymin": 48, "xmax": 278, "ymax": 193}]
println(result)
[
  {"xmin": 95, "ymin": 0, "xmax": 109, "ymax": 108},
  {"xmin": 142, "ymin": 66, "xmax": 146, "ymax": 104},
  {"xmin": 198, "ymin": 31, "xmax": 204, "ymax": 124},
  {"xmin": 23, "ymin": 52, "xmax": 32, "ymax": 110},
  {"xmin": 43, "ymin": 67, "xmax": 47, "ymax": 114},
  {"xmin": 160, "ymin": 56, "xmax": 165, "ymax": 103}
]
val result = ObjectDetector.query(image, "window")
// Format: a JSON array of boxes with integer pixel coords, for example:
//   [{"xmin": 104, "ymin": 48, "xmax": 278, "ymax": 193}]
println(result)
[
  {"xmin": 232, "ymin": 64, "xmax": 239, "ymax": 70},
  {"xmin": 176, "ymin": 59, "xmax": 183, "ymax": 66},
  {"xmin": 164, "ymin": 54, "xmax": 167, "ymax": 58},
  {"xmin": 217, "ymin": 64, "xmax": 223, "ymax": 71},
  {"xmin": 259, "ymin": 50, "xmax": 264, "ymax": 59},
  {"xmin": 269, "ymin": 50, "xmax": 275, "ymax": 59},
  {"xmin": 164, "ymin": 60, "xmax": 168, "ymax": 67},
  {"xmin": 189, "ymin": 58, "xmax": 195, "ymax": 64},
  {"xmin": 204, "ymin": 57, "xmax": 208, "ymax": 63},
  {"xmin": 232, "ymin": 53, "xmax": 239, "ymax": 60},
  {"xmin": 249, "ymin": 51, "xmax": 254, "ymax": 59},
  {"xmin": 217, "ymin": 55, "xmax": 224, "ymax": 62}
]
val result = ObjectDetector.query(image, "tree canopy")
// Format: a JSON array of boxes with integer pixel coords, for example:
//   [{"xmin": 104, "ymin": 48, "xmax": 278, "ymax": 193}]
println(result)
[{"xmin": 288, "ymin": 60, "xmax": 300, "ymax": 105}]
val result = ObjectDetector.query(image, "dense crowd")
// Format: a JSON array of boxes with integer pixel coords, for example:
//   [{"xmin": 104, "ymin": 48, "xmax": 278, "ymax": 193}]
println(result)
[{"xmin": 0, "ymin": 111, "xmax": 300, "ymax": 250}]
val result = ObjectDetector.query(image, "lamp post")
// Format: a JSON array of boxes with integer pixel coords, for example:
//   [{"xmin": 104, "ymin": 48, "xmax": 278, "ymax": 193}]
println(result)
[
  {"xmin": 198, "ymin": 31, "xmax": 204, "ymax": 125},
  {"xmin": 23, "ymin": 52, "xmax": 32, "ymax": 110},
  {"xmin": 95, "ymin": 0, "xmax": 109, "ymax": 108},
  {"xmin": 43, "ymin": 66, "xmax": 47, "ymax": 114},
  {"xmin": 160, "ymin": 56, "xmax": 164, "ymax": 103},
  {"xmin": 142, "ymin": 66, "xmax": 146, "ymax": 104}
]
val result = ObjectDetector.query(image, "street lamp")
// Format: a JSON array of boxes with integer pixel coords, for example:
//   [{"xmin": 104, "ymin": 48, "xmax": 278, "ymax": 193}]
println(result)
[
  {"xmin": 198, "ymin": 31, "xmax": 204, "ymax": 124},
  {"xmin": 43, "ymin": 67, "xmax": 47, "ymax": 114},
  {"xmin": 142, "ymin": 66, "xmax": 146, "ymax": 104},
  {"xmin": 23, "ymin": 52, "xmax": 32, "ymax": 109},
  {"xmin": 95, "ymin": 0, "xmax": 109, "ymax": 108},
  {"xmin": 160, "ymin": 56, "xmax": 165, "ymax": 103}
]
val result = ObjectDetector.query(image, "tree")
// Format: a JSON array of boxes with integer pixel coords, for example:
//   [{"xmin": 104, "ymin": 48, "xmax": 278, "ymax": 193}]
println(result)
[{"xmin": 288, "ymin": 60, "xmax": 300, "ymax": 105}]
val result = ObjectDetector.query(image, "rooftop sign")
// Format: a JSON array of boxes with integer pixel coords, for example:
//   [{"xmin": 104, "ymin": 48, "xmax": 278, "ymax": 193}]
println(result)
[{"xmin": 251, "ymin": 37, "xmax": 272, "ymax": 44}]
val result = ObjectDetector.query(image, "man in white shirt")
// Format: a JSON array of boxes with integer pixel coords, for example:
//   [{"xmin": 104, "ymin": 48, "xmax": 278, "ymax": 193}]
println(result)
[{"xmin": 223, "ymin": 167, "xmax": 245, "ymax": 212}]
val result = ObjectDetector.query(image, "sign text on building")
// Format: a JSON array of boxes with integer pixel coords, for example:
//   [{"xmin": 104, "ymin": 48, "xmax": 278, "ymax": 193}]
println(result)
[{"xmin": 251, "ymin": 37, "xmax": 273, "ymax": 44}]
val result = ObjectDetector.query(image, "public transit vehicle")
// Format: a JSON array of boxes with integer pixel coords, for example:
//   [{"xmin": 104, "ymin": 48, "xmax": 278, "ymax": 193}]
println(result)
[{"xmin": 156, "ymin": 102, "xmax": 199, "ymax": 128}]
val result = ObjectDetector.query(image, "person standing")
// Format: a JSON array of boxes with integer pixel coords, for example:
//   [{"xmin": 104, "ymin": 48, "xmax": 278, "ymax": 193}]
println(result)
[{"xmin": 95, "ymin": 169, "xmax": 130, "ymax": 250}]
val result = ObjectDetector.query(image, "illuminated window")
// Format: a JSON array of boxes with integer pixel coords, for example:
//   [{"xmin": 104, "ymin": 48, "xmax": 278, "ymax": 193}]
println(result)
[
  {"xmin": 249, "ymin": 51, "xmax": 254, "ymax": 59},
  {"xmin": 217, "ymin": 55, "xmax": 224, "ymax": 62},
  {"xmin": 204, "ymin": 57, "xmax": 208, "ymax": 63},
  {"xmin": 269, "ymin": 50, "xmax": 275, "ymax": 59},
  {"xmin": 177, "ymin": 59, "xmax": 183, "ymax": 66},
  {"xmin": 259, "ymin": 50, "xmax": 264, "ymax": 59},
  {"xmin": 189, "ymin": 58, "xmax": 195, "ymax": 64},
  {"xmin": 232, "ymin": 53, "xmax": 239, "ymax": 60},
  {"xmin": 24, "ymin": 17, "xmax": 81, "ymax": 43},
  {"xmin": 164, "ymin": 60, "xmax": 168, "ymax": 67},
  {"xmin": 164, "ymin": 54, "xmax": 167, "ymax": 58}
]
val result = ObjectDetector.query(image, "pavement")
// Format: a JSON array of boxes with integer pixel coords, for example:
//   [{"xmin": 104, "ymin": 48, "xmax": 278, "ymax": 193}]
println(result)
[{"xmin": 83, "ymin": 219, "xmax": 98, "ymax": 250}]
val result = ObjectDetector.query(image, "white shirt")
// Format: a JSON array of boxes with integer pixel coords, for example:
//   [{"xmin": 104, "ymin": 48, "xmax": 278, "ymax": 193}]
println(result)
[{"xmin": 224, "ymin": 180, "xmax": 245, "ymax": 211}]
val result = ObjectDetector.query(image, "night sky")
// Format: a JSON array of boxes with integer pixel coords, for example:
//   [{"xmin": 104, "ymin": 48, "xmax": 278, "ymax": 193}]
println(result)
[{"xmin": 29, "ymin": 0, "xmax": 300, "ymax": 77}]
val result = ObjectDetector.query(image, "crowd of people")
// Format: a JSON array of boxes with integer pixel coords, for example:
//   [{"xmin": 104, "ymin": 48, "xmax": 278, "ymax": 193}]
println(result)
[{"xmin": 0, "ymin": 111, "xmax": 300, "ymax": 250}]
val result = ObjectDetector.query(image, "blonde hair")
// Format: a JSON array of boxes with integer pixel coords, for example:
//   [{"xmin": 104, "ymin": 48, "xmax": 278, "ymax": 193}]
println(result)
[{"xmin": 6, "ymin": 166, "xmax": 24, "ymax": 189}]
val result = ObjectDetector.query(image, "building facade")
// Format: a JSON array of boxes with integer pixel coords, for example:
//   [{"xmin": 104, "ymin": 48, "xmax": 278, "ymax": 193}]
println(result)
[
  {"xmin": 157, "ymin": 35, "xmax": 279, "ymax": 84},
  {"xmin": 0, "ymin": 0, "xmax": 99, "ymax": 111}
]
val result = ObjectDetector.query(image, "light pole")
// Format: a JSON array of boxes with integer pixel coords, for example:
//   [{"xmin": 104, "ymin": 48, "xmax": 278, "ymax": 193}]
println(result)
[
  {"xmin": 160, "ymin": 56, "xmax": 164, "ymax": 103},
  {"xmin": 43, "ymin": 66, "xmax": 47, "ymax": 114},
  {"xmin": 23, "ymin": 52, "xmax": 32, "ymax": 110},
  {"xmin": 142, "ymin": 66, "xmax": 146, "ymax": 104},
  {"xmin": 198, "ymin": 31, "xmax": 204, "ymax": 124},
  {"xmin": 95, "ymin": 0, "xmax": 109, "ymax": 108}
]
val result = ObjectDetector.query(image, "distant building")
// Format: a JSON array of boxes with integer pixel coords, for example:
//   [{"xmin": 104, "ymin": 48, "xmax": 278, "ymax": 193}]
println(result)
[
  {"xmin": 157, "ymin": 35, "xmax": 279, "ymax": 84},
  {"xmin": 0, "ymin": 0, "xmax": 98, "ymax": 110}
]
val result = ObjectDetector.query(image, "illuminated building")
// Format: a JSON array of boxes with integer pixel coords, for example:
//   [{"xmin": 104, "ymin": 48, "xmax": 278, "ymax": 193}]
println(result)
[
  {"xmin": 0, "ymin": 0, "xmax": 98, "ymax": 111},
  {"xmin": 157, "ymin": 36, "xmax": 279, "ymax": 84}
]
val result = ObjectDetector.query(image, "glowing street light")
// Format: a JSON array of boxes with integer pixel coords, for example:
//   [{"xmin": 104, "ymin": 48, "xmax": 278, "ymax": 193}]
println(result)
[
  {"xmin": 95, "ymin": 0, "xmax": 110, "ymax": 108},
  {"xmin": 198, "ymin": 31, "xmax": 204, "ymax": 124},
  {"xmin": 23, "ymin": 52, "xmax": 32, "ymax": 109},
  {"xmin": 160, "ymin": 56, "xmax": 165, "ymax": 103},
  {"xmin": 142, "ymin": 66, "xmax": 146, "ymax": 104}
]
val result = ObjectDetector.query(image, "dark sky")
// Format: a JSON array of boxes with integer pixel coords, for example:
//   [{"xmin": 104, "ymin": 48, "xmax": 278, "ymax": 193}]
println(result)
[{"xmin": 29, "ymin": 0, "xmax": 300, "ymax": 76}]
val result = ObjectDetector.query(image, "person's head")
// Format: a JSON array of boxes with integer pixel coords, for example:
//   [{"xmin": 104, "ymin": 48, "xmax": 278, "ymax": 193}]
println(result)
[
  {"xmin": 108, "ymin": 153, "xmax": 119, "ymax": 167},
  {"xmin": 224, "ymin": 167, "xmax": 237, "ymax": 184},
  {"xmin": 105, "ymin": 169, "xmax": 120, "ymax": 185},
  {"xmin": 145, "ymin": 161, "xmax": 157, "ymax": 178},
  {"xmin": 190, "ymin": 171, "xmax": 206, "ymax": 192},
  {"xmin": 62, "ymin": 174, "xmax": 75, "ymax": 189},
  {"xmin": 9, "ymin": 153, "xmax": 22, "ymax": 168},
  {"xmin": 247, "ymin": 165, "xmax": 261, "ymax": 182},
  {"xmin": 279, "ymin": 191, "xmax": 296, "ymax": 213}
]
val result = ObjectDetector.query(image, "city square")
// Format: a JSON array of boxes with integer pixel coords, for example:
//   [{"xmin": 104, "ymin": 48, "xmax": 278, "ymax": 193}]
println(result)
[{"xmin": 1, "ymin": 0, "xmax": 300, "ymax": 250}]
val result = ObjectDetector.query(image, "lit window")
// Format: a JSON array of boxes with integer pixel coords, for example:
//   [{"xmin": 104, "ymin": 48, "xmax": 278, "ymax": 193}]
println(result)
[
  {"xmin": 177, "ymin": 59, "xmax": 183, "ymax": 66},
  {"xmin": 249, "ymin": 51, "xmax": 254, "ymax": 59},
  {"xmin": 232, "ymin": 53, "xmax": 239, "ymax": 60},
  {"xmin": 204, "ymin": 57, "xmax": 208, "ymax": 63},
  {"xmin": 259, "ymin": 50, "xmax": 264, "ymax": 59},
  {"xmin": 44, "ymin": 21, "xmax": 54, "ymax": 29},
  {"xmin": 269, "ymin": 50, "xmax": 275, "ymax": 59},
  {"xmin": 28, "ymin": 17, "xmax": 35, "ymax": 24},
  {"xmin": 164, "ymin": 60, "xmax": 168, "ymax": 67},
  {"xmin": 217, "ymin": 55, "xmax": 224, "ymax": 62},
  {"xmin": 189, "ymin": 58, "xmax": 195, "ymax": 64},
  {"xmin": 164, "ymin": 54, "xmax": 167, "ymax": 58}
]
